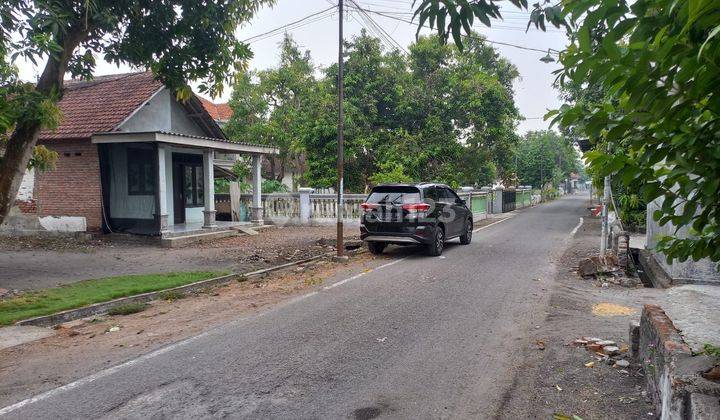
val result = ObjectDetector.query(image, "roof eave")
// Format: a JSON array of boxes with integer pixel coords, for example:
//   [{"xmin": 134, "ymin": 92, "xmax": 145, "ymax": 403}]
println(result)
[{"xmin": 91, "ymin": 131, "xmax": 278, "ymax": 155}]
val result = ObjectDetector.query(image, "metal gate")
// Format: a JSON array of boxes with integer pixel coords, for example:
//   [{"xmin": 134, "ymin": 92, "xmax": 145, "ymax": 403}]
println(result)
[{"xmin": 502, "ymin": 190, "xmax": 516, "ymax": 212}]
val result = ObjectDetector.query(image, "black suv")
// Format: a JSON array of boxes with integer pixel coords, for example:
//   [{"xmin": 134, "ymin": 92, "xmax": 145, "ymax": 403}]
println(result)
[{"xmin": 359, "ymin": 183, "xmax": 473, "ymax": 256}]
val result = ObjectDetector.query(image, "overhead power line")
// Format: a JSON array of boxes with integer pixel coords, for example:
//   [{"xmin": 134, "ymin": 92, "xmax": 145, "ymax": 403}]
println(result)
[
  {"xmin": 242, "ymin": 6, "xmax": 338, "ymax": 44},
  {"xmin": 349, "ymin": 5, "xmax": 562, "ymax": 55},
  {"xmin": 349, "ymin": 0, "xmax": 409, "ymax": 54}
]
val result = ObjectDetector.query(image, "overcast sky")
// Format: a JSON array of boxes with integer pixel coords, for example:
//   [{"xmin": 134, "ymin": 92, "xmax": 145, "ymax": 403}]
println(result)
[{"xmin": 16, "ymin": 0, "xmax": 569, "ymax": 135}]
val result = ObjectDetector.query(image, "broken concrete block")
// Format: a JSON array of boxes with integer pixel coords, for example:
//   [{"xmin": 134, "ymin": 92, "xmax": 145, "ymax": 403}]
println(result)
[
  {"xmin": 629, "ymin": 320, "xmax": 641, "ymax": 360},
  {"xmin": 614, "ymin": 359, "xmax": 631, "ymax": 368},
  {"xmin": 586, "ymin": 343, "xmax": 603, "ymax": 353},
  {"xmin": 602, "ymin": 345, "xmax": 620, "ymax": 355}
]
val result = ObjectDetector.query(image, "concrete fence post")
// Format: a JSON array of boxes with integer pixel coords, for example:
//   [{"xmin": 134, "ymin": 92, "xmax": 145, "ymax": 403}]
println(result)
[
  {"xmin": 299, "ymin": 188, "xmax": 315, "ymax": 225},
  {"xmin": 492, "ymin": 186, "xmax": 504, "ymax": 214},
  {"xmin": 480, "ymin": 186, "xmax": 492, "ymax": 215}
]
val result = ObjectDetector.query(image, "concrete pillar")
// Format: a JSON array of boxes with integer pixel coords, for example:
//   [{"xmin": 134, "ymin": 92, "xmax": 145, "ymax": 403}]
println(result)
[
  {"xmin": 299, "ymin": 187, "xmax": 314, "ymax": 225},
  {"xmin": 251, "ymin": 155, "xmax": 263, "ymax": 224},
  {"xmin": 156, "ymin": 144, "xmax": 169, "ymax": 232},
  {"xmin": 492, "ymin": 186, "xmax": 504, "ymax": 214},
  {"xmin": 202, "ymin": 148, "xmax": 216, "ymax": 228}
]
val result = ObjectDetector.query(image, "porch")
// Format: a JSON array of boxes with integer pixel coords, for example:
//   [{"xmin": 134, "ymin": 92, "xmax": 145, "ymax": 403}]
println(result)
[{"xmin": 92, "ymin": 131, "xmax": 278, "ymax": 236}]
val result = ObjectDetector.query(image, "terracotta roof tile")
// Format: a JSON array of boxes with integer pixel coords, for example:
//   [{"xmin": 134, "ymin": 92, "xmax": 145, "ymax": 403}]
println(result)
[
  {"xmin": 198, "ymin": 96, "xmax": 233, "ymax": 122},
  {"xmin": 40, "ymin": 72, "xmax": 163, "ymax": 140}
]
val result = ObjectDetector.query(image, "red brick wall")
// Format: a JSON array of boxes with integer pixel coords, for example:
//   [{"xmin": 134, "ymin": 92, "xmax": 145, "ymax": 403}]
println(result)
[
  {"xmin": 15, "ymin": 199, "xmax": 37, "ymax": 214},
  {"xmin": 35, "ymin": 139, "xmax": 103, "ymax": 231}
]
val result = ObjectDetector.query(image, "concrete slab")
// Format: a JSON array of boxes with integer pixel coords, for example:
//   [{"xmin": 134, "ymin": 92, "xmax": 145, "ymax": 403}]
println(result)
[
  {"xmin": 235, "ymin": 227, "xmax": 259, "ymax": 236},
  {"xmin": 689, "ymin": 393, "xmax": 720, "ymax": 420},
  {"xmin": 0, "ymin": 326, "xmax": 55, "ymax": 350},
  {"xmin": 629, "ymin": 234, "xmax": 646, "ymax": 250},
  {"xmin": 664, "ymin": 285, "xmax": 720, "ymax": 352}
]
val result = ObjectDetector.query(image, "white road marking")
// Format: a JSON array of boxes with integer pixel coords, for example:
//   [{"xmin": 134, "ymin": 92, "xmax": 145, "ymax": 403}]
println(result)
[
  {"xmin": 473, "ymin": 217, "xmax": 510, "ymax": 233},
  {"xmin": 570, "ymin": 217, "xmax": 584, "ymax": 236},
  {"xmin": 0, "ymin": 328, "xmax": 214, "ymax": 416},
  {"xmin": 1, "ymin": 252, "xmax": 419, "ymax": 415},
  {"xmin": 323, "ymin": 257, "xmax": 409, "ymax": 290},
  {"xmin": 1, "ymin": 253, "xmax": 420, "ymax": 415}
]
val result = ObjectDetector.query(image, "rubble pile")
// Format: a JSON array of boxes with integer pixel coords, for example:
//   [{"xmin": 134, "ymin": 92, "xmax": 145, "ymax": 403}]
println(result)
[
  {"xmin": 576, "ymin": 254, "xmax": 642, "ymax": 288},
  {"xmin": 572, "ymin": 336, "xmax": 633, "ymax": 372}
]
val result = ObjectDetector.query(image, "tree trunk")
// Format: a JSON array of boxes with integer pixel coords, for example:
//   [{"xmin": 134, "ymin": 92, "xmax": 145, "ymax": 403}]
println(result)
[{"xmin": 0, "ymin": 26, "xmax": 87, "ymax": 225}]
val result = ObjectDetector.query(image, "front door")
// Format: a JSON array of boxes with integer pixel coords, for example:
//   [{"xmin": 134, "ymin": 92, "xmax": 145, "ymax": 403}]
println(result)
[{"xmin": 172, "ymin": 161, "xmax": 185, "ymax": 225}]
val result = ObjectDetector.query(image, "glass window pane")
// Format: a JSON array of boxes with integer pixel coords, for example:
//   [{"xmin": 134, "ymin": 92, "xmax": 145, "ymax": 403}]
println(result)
[
  {"xmin": 195, "ymin": 166, "xmax": 204, "ymax": 205},
  {"xmin": 184, "ymin": 166, "xmax": 194, "ymax": 206},
  {"xmin": 143, "ymin": 164, "xmax": 154, "ymax": 194}
]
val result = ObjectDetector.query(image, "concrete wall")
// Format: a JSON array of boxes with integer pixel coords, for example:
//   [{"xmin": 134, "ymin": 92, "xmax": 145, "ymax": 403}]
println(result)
[
  {"xmin": 17, "ymin": 168, "xmax": 35, "ymax": 200},
  {"xmin": 118, "ymin": 88, "xmax": 206, "ymax": 137},
  {"xmin": 106, "ymin": 143, "xmax": 156, "ymax": 220},
  {"xmin": 646, "ymin": 197, "xmax": 720, "ymax": 285}
]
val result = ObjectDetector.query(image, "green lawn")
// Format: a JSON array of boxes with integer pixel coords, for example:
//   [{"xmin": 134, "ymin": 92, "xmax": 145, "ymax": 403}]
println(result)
[{"xmin": 0, "ymin": 271, "xmax": 223, "ymax": 325}]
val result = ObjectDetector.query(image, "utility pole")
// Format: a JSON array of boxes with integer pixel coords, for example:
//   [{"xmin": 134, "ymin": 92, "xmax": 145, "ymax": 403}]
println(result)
[
  {"xmin": 600, "ymin": 175, "xmax": 611, "ymax": 257},
  {"xmin": 335, "ymin": 0, "xmax": 346, "ymax": 260}
]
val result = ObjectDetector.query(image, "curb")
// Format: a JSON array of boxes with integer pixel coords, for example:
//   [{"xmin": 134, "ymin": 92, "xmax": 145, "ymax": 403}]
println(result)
[
  {"xmin": 638, "ymin": 304, "xmax": 720, "ymax": 419},
  {"xmin": 14, "ymin": 246, "xmax": 367, "ymax": 328}
]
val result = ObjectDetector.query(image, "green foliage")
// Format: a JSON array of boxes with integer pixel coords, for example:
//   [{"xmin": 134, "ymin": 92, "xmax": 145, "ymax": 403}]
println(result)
[
  {"xmin": 698, "ymin": 344, "xmax": 720, "ymax": 357},
  {"xmin": 514, "ymin": 130, "xmax": 580, "ymax": 189},
  {"xmin": 416, "ymin": 0, "xmax": 720, "ymax": 265},
  {"xmin": 27, "ymin": 145, "xmax": 58, "ymax": 172},
  {"xmin": 225, "ymin": 34, "xmax": 313, "ymax": 183},
  {"xmin": 214, "ymin": 178, "xmax": 231, "ymax": 194},
  {"xmin": 412, "ymin": 0, "xmax": 563, "ymax": 50},
  {"xmin": 227, "ymin": 31, "xmax": 521, "ymax": 192},
  {"xmin": 369, "ymin": 162, "xmax": 413, "ymax": 185},
  {"xmin": 262, "ymin": 179, "xmax": 289, "ymax": 193},
  {"xmin": 0, "ymin": 271, "xmax": 220, "ymax": 325},
  {"xmin": 550, "ymin": 0, "xmax": 720, "ymax": 264}
]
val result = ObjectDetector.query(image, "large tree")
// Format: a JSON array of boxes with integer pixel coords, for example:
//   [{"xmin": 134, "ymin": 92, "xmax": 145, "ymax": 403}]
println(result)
[
  {"xmin": 0, "ymin": 0, "xmax": 273, "ymax": 225},
  {"xmin": 225, "ymin": 34, "xmax": 314, "ymax": 184}
]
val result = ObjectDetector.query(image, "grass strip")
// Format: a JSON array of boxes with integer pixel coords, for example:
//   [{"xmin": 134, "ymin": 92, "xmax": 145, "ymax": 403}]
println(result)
[{"xmin": 0, "ymin": 271, "xmax": 222, "ymax": 325}]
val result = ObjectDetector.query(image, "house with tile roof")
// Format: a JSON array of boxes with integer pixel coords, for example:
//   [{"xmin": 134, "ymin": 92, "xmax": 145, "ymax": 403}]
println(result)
[{"xmin": 3, "ymin": 72, "xmax": 277, "ymax": 236}]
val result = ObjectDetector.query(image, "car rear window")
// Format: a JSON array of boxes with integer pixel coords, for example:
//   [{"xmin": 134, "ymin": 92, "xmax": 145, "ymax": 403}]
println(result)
[{"xmin": 366, "ymin": 186, "xmax": 421, "ymax": 204}]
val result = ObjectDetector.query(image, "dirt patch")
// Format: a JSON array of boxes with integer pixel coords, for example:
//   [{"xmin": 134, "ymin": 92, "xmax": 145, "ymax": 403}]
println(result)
[
  {"xmin": 0, "ymin": 225, "xmax": 359, "ymax": 291},
  {"xmin": 592, "ymin": 303, "xmax": 638, "ymax": 317},
  {"xmin": 0, "ymin": 251, "xmax": 387, "ymax": 407}
]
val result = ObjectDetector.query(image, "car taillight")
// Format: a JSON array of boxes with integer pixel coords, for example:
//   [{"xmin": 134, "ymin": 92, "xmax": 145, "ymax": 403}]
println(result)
[
  {"xmin": 360, "ymin": 202, "xmax": 378, "ymax": 212},
  {"xmin": 401, "ymin": 202, "xmax": 430, "ymax": 212}
]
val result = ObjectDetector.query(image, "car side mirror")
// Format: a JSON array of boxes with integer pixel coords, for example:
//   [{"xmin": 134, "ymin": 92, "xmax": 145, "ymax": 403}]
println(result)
[{"xmin": 457, "ymin": 199, "xmax": 466, "ymax": 205}]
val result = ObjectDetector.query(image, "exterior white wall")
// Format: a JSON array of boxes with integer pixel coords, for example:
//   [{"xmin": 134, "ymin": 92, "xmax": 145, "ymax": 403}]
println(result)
[
  {"xmin": 119, "ymin": 89, "xmax": 171, "ymax": 132},
  {"xmin": 17, "ymin": 168, "xmax": 35, "ymax": 200},
  {"xmin": 646, "ymin": 197, "xmax": 720, "ymax": 284},
  {"xmin": 39, "ymin": 216, "xmax": 86, "ymax": 232},
  {"xmin": 118, "ymin": 88, "xmax": 206, "ymax": 137},
  {"xmin": 106, "ymin": 143, "xmax": 156, "ymax": 220},
  {"xmin": 170, "ymin": 99, "xmax": 206, "ymax": 136}
]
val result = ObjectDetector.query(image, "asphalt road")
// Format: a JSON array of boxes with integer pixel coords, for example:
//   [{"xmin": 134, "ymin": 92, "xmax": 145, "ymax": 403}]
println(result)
[{"xmin": 1, "ymin": 194, "xmax": 587, "ymax": 419}]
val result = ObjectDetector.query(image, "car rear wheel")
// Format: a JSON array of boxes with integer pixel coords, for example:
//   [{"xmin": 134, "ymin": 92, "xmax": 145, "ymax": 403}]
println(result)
[
  {"xmin": 459, "ymin": 219, "xmax": 473, "ymax": 245},
  {"xmin": 367, "ymin": 241, "xmax": 387, "ymax": 255},
  {"xmin": 427, "ymin": 227, "xmax": 444, "ymax": 256}
]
